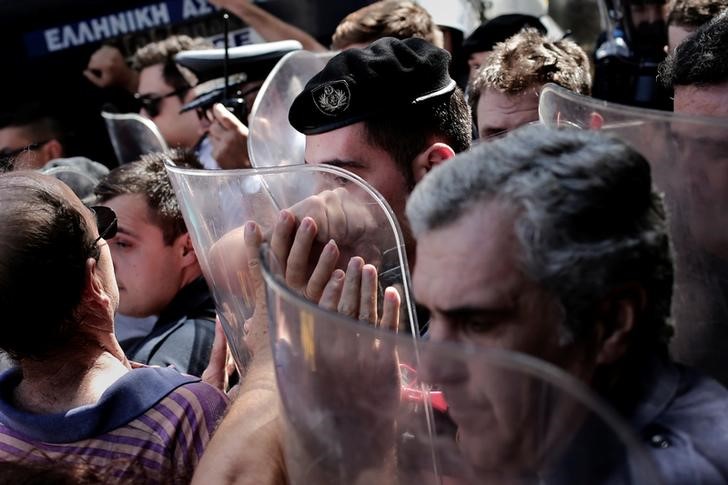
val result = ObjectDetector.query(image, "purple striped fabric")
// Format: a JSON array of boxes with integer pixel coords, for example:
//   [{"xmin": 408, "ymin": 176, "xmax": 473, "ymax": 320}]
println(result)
[{"xmin": 0, "ymin": 380, "xmax": 228, "ymax": 482}]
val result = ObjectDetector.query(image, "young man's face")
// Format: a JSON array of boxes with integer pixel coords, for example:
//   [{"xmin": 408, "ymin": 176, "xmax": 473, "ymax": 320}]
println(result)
[
  {"xmin": 100, "ymin": 193, "xmax": 189, "ymax": 317},
  {"xmin": 137, "ymin": 64, "xmax": 202, "ymax": 149},
  {"xmin": 476, "ymin": 87, "xmax": 540, "ymax": 140},
  {"xmin": 304, "ymin": 122, "xmax": 412, "ymax": 234}
]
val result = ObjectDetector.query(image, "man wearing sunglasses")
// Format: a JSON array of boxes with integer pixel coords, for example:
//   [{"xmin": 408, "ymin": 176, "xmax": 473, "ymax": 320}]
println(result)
[
  {"xmin": 132, "ymin": 35, "xmax": 212, "ymax": 150},
  {"xmin": 0, "ymin": 104, "xmax": 64, "ymax": 171}
]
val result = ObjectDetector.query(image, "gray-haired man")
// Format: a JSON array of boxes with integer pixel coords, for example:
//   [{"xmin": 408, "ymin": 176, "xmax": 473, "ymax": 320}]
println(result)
[{"xmin": 407, "ymin": 125, "xmax": 728, "ymax": 483}]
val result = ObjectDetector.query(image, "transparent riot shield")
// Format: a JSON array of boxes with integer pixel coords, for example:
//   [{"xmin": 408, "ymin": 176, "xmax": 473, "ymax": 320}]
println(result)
[
  {"xmin": 539, "ymin": 83, "xmax": 728, "ymax": 386},
  {"xmin": 166, "ymin": 162, "xmax": 420, "ymax": 372},
  {"xmin": 259, "ymin": 244, "xmax": 663, "ymax": 484},
  {"xmin": 101, "ymin": 111, "xmax": 168, "ymax": 165},
  {"xmin": 246, "ymin": 50, "xmax": 335, "ymax": 168}
]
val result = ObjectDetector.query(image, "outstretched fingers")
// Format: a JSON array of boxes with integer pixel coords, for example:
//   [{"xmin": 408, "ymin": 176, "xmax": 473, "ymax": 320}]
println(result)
[
  {"xmin": 320, "ymin": 269, "xmax": 346, "ymax": 311},
  {"xmin": 270, "ymin": 209, "xmax": 296, "ymax": 275},
  {"xmin": 358, "ymin": 264, "xmax": 379, "ymax": 324},
  {"xmin": 286, "ymin": 216, "xmax": 317, "ymax": 289},
  {"xmin": 306, "ymin": 239, "xmax": 340, "ymax": 302},
  {"xmin": 337, "ymin": 257, "xmax": 364, "ymax": 318},
  {"xmin": 379, "ymin": 287, "xmax": 401, "ymax": 333}
]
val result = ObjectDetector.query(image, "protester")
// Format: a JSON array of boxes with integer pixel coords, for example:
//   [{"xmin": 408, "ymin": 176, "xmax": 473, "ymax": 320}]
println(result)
[
  {"xmin": 330, "ymin": 0, "xmax": 441, "ymax": 49},
  {"xmin": 468, "ymin": 27, "xmax": 591, "ymax": 139},
  {"xmin": 94, "ymin": 150, "xmax": 215, "ymax": 377},
  {"xmin": 405, "ymin": 125, "xmax": 728, "ymax": 482},
  {"xmin": 462, "ymin": 14, "xmax": 547, "ymax": 81},
  {"xmin": 209, "ymin": 0, "xmax": 443, "ymax": 52},
  {"xmin": 0, "ymin": 171, "xmax": 227, "ymax": 482},
  {"xmin": 131, "ymin": 36, "xmax": 212, "ymax": 150},
  {"xmin": 657, "ymin": 12, "xmax": 728, "ymax": 385},
  {"xmin": 666, "ymin": 0, "xmax": 728, "ymax": 51},
  {"xmin": 660, "ymin": 11, "xmax": 728, "ymax": 116},
  {"xmin": 0, "ymin": 104, "xmax": 64, "ymax": 171}
]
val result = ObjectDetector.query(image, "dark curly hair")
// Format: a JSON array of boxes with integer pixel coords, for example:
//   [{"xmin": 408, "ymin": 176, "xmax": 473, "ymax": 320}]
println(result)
[
  {"xmin": 667, "ymin": 0, "xmax": 728, "ymax": 28},
  {"xmin": 659, "ymin": 12, "xmax": 728, "ymax": 87}
]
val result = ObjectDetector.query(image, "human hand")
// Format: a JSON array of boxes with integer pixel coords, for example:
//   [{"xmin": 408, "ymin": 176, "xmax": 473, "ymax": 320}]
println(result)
[
  {"xmin": 240, "ymin": 221, "xmax": 273, "ymax": 359},
  {"xmin": 83, "ymin": 46, "xmax": 138, "ymax": 92},
  {"xmin": 208, "ymin": 0, "xmax": 248, "ymax": 9},
  {"xmin": 269, "ymin": 211, "xmax": 341, "ymax": 302},
  {"xmin": 201, "ymin": 318, "xmax": 237, "ymax": 392},
  {"xmin": 208, "ymin": 103, "xmax": 252, "ymax": 169},
  {"xmin": 273, "ymin": 256, "xmax": 401, "ymax": 481},
  {"xmin": 274, "ymin": 187, "xmax": 386, "ymax": 279}
]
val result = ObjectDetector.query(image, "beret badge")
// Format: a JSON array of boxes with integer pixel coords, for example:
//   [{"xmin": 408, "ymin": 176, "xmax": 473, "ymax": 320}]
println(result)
[{"xmin": 312, "ymin": 80, "xmax": 351, "ymax": 116}]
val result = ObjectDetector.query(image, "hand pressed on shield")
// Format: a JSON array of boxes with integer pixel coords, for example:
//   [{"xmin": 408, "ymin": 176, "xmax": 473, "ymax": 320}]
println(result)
[
  {"xmin": 270, "ymin": 210, "xmax": 341, "ymax": 302},
  {"xmin": 319, "ymin": 256, "xmax": 401, "ymax": 327},
  {"xmin": 201, "ymin": 318, "xmax": 238, "ymax": 394},
  {"xmin": 274, "ymin": 257, "xmax": 402, "ymax": 482},
  {"xmin": 284, "ymin": 187, "xmax": 380, "ymax": 244},
  {"xmin": 270, "ymin": 188, "xmax": 386, "ymax": 287}
]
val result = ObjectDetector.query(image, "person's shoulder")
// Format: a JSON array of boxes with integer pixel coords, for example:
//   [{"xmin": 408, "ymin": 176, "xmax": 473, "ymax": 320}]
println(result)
[
  {"xmin": 164, "ymin": 380, "xmax": 230, "ymax": 418},
  {"xmin": 668, "ymin": 364, "xmax": 728, "ymax": 418},
  {"xmin": 646, "ymin": 364, "xmax": 728, "ymax": 480}
]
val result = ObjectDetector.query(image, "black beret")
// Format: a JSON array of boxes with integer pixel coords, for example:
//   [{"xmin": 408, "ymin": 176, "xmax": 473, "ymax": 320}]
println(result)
[
  {"xmin": 462, "ymin": 14, "xmax": 547, "ymax": 55},
  {"xmin": 289, "ymin": 37, "xmax": 456, "ymax": 135}
]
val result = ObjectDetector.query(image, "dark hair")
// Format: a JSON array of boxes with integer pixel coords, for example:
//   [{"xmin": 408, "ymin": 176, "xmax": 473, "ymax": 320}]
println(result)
[
  {"xmin": 659, "ymin": 12, "xmax": 728, "ymax": 87},
  {"xmin": 131, "ymin": 35, "xmax": 212, "ymax": 91},
  {"xmin": 0, "ymin": 102, "xmax": 63, "ymax": 141},
  {"xmin": 0, "ymin": 172, "xmax": 95, "ymax": 360},
  {"xmin": 363, "ymin": 88, "xmax": 472, "ymax": 187},
  {"xmin": 331, "ymin": 0, "xmax": 440, "ymax": 50},
  {"xmin": 94, "ymin": 149, "xmax": 200, "ymax": 245},
  {"xmin": 667, "ymin": 0, "xmax": 728, "ymax": 28}
]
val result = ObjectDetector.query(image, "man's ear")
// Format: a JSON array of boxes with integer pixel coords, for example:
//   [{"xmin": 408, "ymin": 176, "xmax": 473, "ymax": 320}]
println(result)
[
  {"xmin": 81, "ymin": 257, "xmax": 108, "ymax": 307},
  {"xmin": 594, "ymin": 284, "xmax": 647, "ymax": 365},
  {"xmin": 177, "ymin": 233, "xmax": 199, "ymax": 268},
  {"xmin": 42, "ymin": 139, "xmax": 64, "ymax": 161},
  {"xmin": 411, "ymin": 143, "xmax": 456, "ymax": 183}
]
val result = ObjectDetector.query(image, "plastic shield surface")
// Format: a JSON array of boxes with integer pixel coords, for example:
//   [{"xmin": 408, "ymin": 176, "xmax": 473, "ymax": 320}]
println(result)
[
  {"xmin": 539, "ymin": 83, "xmax": 728, "ymax": 385},
  {"xmin": 260, "ymin": 246, "xmax": 663, "ymax": 484},
  {"xmin": 102, "ymin": 111, "xmax": 168, "ymax": 165},
  {"xmin": 246, "ymin": 50, "xmax": 335, "ymax": 168},
  {"xmin": 166, "ymin": 162, "xmax": 419, "ymax": 371}
]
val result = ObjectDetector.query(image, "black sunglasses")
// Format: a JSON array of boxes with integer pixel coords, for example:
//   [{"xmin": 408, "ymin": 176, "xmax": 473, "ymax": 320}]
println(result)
[
  {"xmin": 0, "ymin": 140, "xmax": 50, "ymax": 168},
  {"xmin": 135, "ymin": 87, "xmax": 189, "ymax": 118},
  {"xmin": 90, "ymin": 205, "xmax": 118, "ymax": 245}
]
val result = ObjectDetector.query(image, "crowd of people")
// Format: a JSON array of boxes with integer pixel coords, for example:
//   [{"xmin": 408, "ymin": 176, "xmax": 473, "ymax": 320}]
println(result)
[{"xmin": 1, "ymin": 0, "xmax": 728, "ymax": 483}]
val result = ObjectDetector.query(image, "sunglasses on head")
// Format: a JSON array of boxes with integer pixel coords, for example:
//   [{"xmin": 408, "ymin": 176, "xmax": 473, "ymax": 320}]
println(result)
[
  {"xmin": 90, "ymin": 206, "xmax": 118, "ymax": 246},
  {"xmin": 135, "ymin": 86, "xmax": 189, "ymax": 118}
]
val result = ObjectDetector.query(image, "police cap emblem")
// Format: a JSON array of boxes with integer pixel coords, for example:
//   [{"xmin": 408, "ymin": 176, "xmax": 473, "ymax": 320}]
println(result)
[{"xmin": 312, "ymin": 80, "xmax": 351, "ymax": 116}]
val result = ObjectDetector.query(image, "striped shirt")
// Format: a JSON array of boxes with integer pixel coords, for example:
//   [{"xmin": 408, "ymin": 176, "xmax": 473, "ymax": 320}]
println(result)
[{"xmin": 0, "ymin": 366, "xmax": 228, "ymax": 483}]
